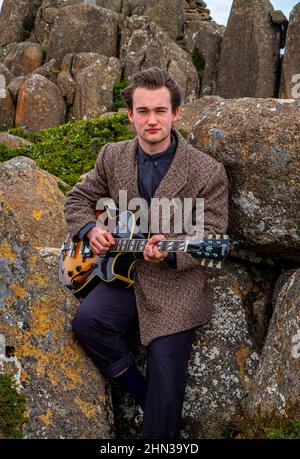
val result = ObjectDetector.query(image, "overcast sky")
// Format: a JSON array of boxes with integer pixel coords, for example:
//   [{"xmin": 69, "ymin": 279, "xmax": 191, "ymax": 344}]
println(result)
[{"xmin": 0, "ymin": 0, "xmax": 297, "ymax": 25}]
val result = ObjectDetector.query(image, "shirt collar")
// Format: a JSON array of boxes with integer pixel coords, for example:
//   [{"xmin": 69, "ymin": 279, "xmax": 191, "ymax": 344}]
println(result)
[{"xmin": 137, "ymin": 133, "xmax": 177, "ymax": 164}]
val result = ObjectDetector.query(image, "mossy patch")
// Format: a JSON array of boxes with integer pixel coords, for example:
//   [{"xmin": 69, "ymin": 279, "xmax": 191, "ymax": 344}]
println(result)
[
  {"xmin": 0, "ymin": 373, "xmax": 27, "ymax": 439},
  {"xmin": 113, "ymin": 80, "xmax": 129, "ymax": 111},
  {"xmin": 192, "ymin": 47, "xmax": 205, "ymax": 79},
  {"xmin": 224, "ymin": 404, "xmax": 300, "ymax": 439},
  {"xmin": 0, "ymin": 113, "xmax": 135, "ymax": 189}
]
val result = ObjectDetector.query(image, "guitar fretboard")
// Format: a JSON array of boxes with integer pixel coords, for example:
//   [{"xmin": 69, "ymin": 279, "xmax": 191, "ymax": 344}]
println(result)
[{"xmin": 109, "ymin": 239, "xmax": 188, "ymax": 253}]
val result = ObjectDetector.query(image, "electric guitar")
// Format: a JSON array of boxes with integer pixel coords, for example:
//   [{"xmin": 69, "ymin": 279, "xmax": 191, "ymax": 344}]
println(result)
[{"xmin": 59, "ymin": 208, "xmax": 230, "ymax": 297}]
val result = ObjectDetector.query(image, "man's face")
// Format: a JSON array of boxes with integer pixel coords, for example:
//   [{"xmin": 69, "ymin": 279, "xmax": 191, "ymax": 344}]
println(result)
[{"xmin": 128, "ymin": 86, "xmax": 180, "ymax": 152}]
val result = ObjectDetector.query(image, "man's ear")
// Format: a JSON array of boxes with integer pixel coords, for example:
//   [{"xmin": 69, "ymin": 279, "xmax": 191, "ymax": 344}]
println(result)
[
  {"xmin": 172, "ymin": 107, "xmax": 180, "ymax": 123},
  {"xmin": 128, "ymin": 110, "xmax": 134, "ymax": 123}
]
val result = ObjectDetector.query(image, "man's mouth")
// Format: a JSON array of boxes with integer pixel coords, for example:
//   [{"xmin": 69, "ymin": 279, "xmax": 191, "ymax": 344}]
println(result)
[{"xmin": 147, "ymin": 129, "xmax": 160, "ymax": 133}]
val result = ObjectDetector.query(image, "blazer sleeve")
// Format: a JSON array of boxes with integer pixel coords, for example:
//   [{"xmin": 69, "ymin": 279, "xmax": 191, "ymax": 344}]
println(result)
[
  {"xmin": 175, "ymin": 162, "xmax": 229, "ymax": 272},
  {"xmin": 64, "ymin": 144, "xmax": 110, "ymax": 239}
]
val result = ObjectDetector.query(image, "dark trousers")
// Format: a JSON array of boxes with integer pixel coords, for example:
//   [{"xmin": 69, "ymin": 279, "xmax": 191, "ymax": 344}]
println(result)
[{"xmin": 72, "ymin": 282, "xmax": 195, "ymax": 439}]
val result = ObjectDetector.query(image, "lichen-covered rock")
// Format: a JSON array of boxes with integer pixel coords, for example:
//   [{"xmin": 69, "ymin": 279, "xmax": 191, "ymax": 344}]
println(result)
[
  {"xmin": 47, "ymin": 3, "xmax": 119, "ymax": 66},
  {"xmin": 217, "ymin": 0, "xmax": 284, "ymax": 98},
  {"xmin": 181, "ymin": 261, "xmax": 260, "ymax": 438},
  {"xmin": 174, "ymin": 96, "xmax": 223, "ymax": 134},
  {"xmin": 0, "ymin": 133, "xmax": 33, "ymax": 148},
  {"xmin": 32, "ymin": 59, "xmax": 59, "ymax": 85},
  {"xmin": 3, "ymin": 42, "xmax": 45, "ymax": 77},
  {"xmin": 69, "ymin": 55, "xmax": 122, "ymax": 120},
  {"xmin": 184, "ymin": 18, "xmax": 223, "ymax": 96},
  {"xmin": 57, "ymin": 70, "xmax": 76, "ymax": 106},
  {"xmin": 246, "ymin": 269, "xmax": 300, "ymax": 418},
  {"xmin": 0, "ymin": 62, "xmax": 15, "ymax": 86},
  {"xmin": 189, "ymin": 98, "xmax": 300, "ymax": 262},
  {"xmin": 7, "ymin": 76, "xmax": 27, "ymax": 103},
  {"xmin": 0, "ymin": 0, "xmax": 42, "ymax": 46},
  {"xmin": 15, "ymin": 73, "xmax": 66, "ymax": 131},
  {"xmin": 97, "ymin": 0, "xmax": 186, "ymax": 41},
  {"xmin": 120, "ymin": 16, "xmax": 199, "ymax": 103},
  {"xmin": 0, "ymin": 156, "xmax": 67, "ymax": 248},
  {"xmin": 281, "ymin": 4, "xmax": 300, "ymax": 99},
  {"xmin": 112, "ymin": 261, "xmax": 262, "ymax": 439},
  {"xmin": 0, "ymin": 194, "xmax": 114, "ymax": 439},
  {"xmin": 0, "ymin": 89, "xmax": 15, "ymax": 131}
]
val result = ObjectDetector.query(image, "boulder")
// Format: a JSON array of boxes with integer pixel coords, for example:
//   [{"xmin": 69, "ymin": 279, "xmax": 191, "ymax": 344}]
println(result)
[
  {"xmin": 32, "ymin": 59, "xmax": 59, "ymax": 85},
  {"xmin": 69, "ymin": 55, "xmax": 122, "ymax": 120},
  {"xmin": 0, "ymin": 133, "xmax": 33, "ymax": 148},
  {"xmin": 0, "ymin": 89, "xmax": 15, "ymax": 131},
  {"xmin": 15, "ymin": 73, "xmax": 66, "ymax": 131},
  {"xmin": 112, "ymin": 261, "xmax": 262, "ymax": 439},
  {"xmin": 47, "ymin": 3, "xmax": 119, "ymax": 66},
  {"xmin": 174, "ymin": 96, "xmax": 223, "ymax": 134},
  {"xmin": 189, "ymin": 98, "xmax": 300, "ymax": 262},
  {"xmin": 120, "ymin": 16, "xmax": 199, "ymax": 103},
  {"xmin": 57, "ymin": 70, "xmax": 76, "ymax": 106},
  {"xmin": 0, "ymin": 0, "xmax": 42, "ymax": 45},
  {"xmin": 0, "ymin": 156, "xmax": 67, "ymax": 248},
  {"xmin": 281, "ymin": 4, "xmax": 300, "ymax": 99},
  {"xmin": 97, "ymin": 0, "xmax": 186, "ymax": 40},
  {"xmin": 246, "ymin": 269, "xmax": 300, "ymax": 419},
  {"xmin": 217, "ymin": 0, "xmax": 284, "ymax": 98},
  {"xmin": 4, "ymin": 42, "xmax": 45, "ymax": 77},
  {"xmin": 0, "ymin": 194, "xmax": 114, "ymax": 439},
  {"xmin": 7, "ymin": 76, "xmax": 27, "ymax": 103},
  {"xmin": 0, "ymin": 62, "xmax": 15, "ymax": 86},
  {"xmin": 184, "ymin": 19, "xmax": 223, "ymax": 96}
]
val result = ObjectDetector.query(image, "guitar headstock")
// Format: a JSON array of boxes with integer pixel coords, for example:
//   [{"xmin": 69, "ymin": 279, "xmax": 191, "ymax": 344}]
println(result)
[{"xmin": 187, "ymin": 234, "xmax": 230, "ymax": 268}]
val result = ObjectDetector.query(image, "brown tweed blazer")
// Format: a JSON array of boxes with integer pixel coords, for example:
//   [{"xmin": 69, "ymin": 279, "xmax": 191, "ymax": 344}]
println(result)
[{"xmin": 64, "ymin": 128, "xmax": 228, "ymax": 346}]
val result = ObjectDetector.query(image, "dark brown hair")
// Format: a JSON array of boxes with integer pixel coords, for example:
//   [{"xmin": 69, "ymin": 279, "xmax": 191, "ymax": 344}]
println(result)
[{"xmin": 121, "ymin": 67, "xmax": 182, "ymax": 113}]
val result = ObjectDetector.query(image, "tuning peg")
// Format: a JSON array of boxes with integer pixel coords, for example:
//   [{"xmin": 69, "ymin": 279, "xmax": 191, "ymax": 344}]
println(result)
[
  {"xmin": 223, "ymin": 235, "xmax": 229, "ymax": 239},
  {"xmin": 216, "ymin": 234, "xmax": 221, "ymax": 239},
  {"xmin": 208, "ymin": 234, "xmax": 213, "ymax": 239},
  {"xmin": 216, "ymin": 262, "xmax": 222, "ymax": 269},
  {"xmin": 201, "ymin": 259, "xmax": 206, "ymax": 267},
  {"xmin": 208, "ymin": 260, "xmax": 214, "ymax": 268}
]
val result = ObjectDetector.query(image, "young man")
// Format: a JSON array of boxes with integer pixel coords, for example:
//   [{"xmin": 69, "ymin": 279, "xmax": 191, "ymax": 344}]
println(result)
[{"xmin": 64, "ymin": 67, "xmax": 228, "ymax": 439}]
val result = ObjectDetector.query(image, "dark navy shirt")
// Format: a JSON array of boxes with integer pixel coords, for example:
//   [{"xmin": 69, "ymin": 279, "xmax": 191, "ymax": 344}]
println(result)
[{"xmin": 136, "ymin": 133, "xmax": 177, "ymax": 205}]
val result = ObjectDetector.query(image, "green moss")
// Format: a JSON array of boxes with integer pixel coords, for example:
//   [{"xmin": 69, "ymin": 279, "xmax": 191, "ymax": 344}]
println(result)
[
  {"xmin": 0, "ymin": 374, "xmax": 27, "ymax": 439},
  {"xmin": 178, "ymin": 128, "xmax": 188, "ymax": 139},
  {"xmin": 192, "ymin": 47, "xmax": 205, "ymax": 79},
  {"xmin": 113, "ymin": 80, "xmax": 129, "ymax": 111},
  {"xmin": 0, "ymin": 113, "xmax": 134, "ymax": 187},
  {"xmin": 225, "ymin": 404, "xmax": 300, "ymax": 439}
]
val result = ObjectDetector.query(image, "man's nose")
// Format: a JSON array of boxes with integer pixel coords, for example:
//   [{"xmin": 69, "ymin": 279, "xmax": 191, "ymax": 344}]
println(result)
[{"xmin": 147, "ymin": 112, "xmax": 158, "ymax": 124}]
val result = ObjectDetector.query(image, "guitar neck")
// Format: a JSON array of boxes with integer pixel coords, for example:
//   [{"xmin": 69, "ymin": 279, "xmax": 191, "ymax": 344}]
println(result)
[{"xmin": 109, "ymin": 239, "xmax": 188, "ymax": 253}]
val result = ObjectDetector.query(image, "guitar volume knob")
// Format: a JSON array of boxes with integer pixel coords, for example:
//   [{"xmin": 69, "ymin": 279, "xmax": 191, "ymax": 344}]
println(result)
[
  {"xmin": 67, "ymin": 270, "xmax": 73, "ymax": 276},
  {"xmin": 75, "ymin": 265, "xmax": 81, "ymax": 272}
]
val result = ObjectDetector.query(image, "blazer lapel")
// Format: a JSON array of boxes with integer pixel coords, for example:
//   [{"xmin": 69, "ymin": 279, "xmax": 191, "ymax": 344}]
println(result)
[{"xmin": 116, "ymin": 136, "xmax": 140, "ymax": 203}]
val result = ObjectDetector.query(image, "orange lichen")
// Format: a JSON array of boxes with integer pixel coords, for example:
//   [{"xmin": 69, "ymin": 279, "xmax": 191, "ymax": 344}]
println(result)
[
  {"xmin": 236, "ymin": 346, "xmax": 251, "ymax": 386},
  {"xmin": 0, "ymin": 242, "xmax": 17, "ymax": 261},
  {"xmin": 32, "ymin": 210, "xmax": 42, "ymax": 221},
  {"xmin": 10, "ymin": 282, "xmax": 27, "ymax": 299},
  {"xmin": 74, "ymin": 396, "xmax": 98, "ymax": 418},
  {"xmin": 39, "ymin": 408, "xmax": 53, "ymax": 426}
]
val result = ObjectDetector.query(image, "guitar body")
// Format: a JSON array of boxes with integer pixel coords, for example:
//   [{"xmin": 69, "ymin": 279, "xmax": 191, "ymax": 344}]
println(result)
[{"xmin": 59, "ymin": 209, "xmax": 147, "ymax": 296}]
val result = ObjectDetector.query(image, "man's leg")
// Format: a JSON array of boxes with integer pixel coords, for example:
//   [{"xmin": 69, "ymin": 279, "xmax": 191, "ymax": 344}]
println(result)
[
  {"xmin": 72, "ymin": 282, "xmax": 147, "ymax": 408},
  {"xmin": 143, "ymin": 328, "xmax": 196, "ymax": 440}
]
